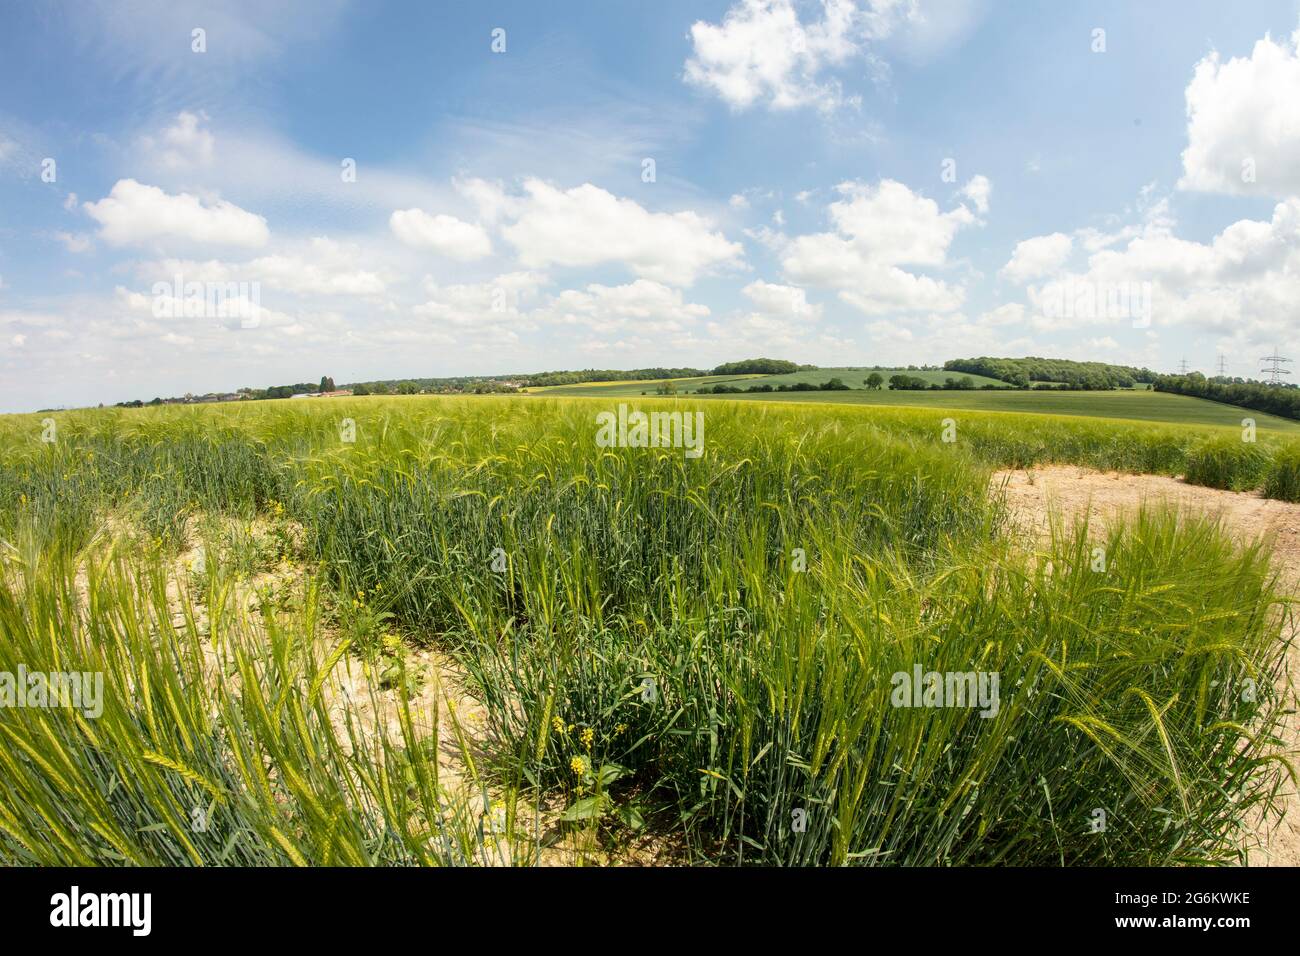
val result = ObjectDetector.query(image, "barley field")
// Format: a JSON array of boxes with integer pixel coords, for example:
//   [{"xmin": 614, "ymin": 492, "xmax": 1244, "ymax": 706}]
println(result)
[{"xmin": 0, "ymin": 396, "xmax": 1294, "ymax": 866}]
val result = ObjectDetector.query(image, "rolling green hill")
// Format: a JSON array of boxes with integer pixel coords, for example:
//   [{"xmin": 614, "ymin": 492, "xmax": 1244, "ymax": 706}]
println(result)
[
  {"xmin": 521, "ymin": 367, "xmax": 1298, "ymax": 430},
  {"xmin": 527, "ymin": 367, "xmax": 1010, "ymax": 396},
  {"xmin": 682, "ymin": 385, "xmax": 1300, "ymax": 431}
]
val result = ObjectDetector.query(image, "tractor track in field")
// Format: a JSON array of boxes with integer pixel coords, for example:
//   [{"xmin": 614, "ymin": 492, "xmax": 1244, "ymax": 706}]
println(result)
[
  {"xmin": 159, "ymin": 516, "xmax": 675, "ymax": 866},
  {"xmin": 993, "ymin": 465, "xmax": 1300, "ymax": 867}
]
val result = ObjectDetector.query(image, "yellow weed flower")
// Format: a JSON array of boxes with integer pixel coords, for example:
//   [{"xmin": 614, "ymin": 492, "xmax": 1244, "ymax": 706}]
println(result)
[
  {"xmin": 570, "ymin": 756, "xmax": 587, "ymax": 776},
  {"xmin": 580, "ymin": 727, "xmax": 594, "ymax": 751},
  {"xmin": 552, "ymin": 716, "xmax": 566, "ymax": 735},
  {"xmin": 615, "ymin": 723, "xmax": 628, "ymax": 736}
]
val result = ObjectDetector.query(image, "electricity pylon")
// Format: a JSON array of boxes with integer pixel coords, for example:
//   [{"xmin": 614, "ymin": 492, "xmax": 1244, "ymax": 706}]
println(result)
[{"xmin": 1260, "ymin": 348, "xmax": 1292, "ymax": 385}]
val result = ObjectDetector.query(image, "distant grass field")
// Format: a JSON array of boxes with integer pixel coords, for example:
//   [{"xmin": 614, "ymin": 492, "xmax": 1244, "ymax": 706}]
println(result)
[
  {"xmin": 527, "ymin": 367, "xmax": 1010, "ymax": 397},
  {"xmin": 672, "ymin": 385, "xmax": 1300, "ymax": 433},
  {"xmin": 524, "ymin": 370, "xmax": 1300, "ymax": 432}
]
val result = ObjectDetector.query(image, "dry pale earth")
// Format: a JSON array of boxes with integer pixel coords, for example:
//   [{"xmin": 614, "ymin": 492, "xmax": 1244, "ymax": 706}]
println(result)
[{"xmin": 993, "ymin": 465, "xmax": 1300, "ymax": 867}]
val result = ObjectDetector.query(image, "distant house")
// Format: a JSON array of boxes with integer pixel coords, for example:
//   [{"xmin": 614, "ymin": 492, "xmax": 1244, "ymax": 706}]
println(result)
[{"xmin": 289, "ymin": 390, "xmax": 352, "ymax": 399}]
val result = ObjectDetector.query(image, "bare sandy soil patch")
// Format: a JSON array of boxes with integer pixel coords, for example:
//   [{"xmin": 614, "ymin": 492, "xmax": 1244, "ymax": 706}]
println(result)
[
  {"xmin": 993, "ymin": 465, "xmax": 1300, "ymax": 866},
  {"xmin": 994, "ymin": 466, "xmax": 1300, "ymax": 582}
]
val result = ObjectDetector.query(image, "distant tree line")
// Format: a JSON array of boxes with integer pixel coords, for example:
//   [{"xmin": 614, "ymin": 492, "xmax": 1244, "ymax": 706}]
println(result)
[
  {"xmin": 264, "ymin": 379, "xmax": 331, "ymax": 399},
  {"xmin": 944, "ymin": 357, "xmax": 1157, "ymax": 389},
  {"xmin": 886, "ymin": 374, "xmax": 981, "ymax": 390},
  {"xmin": 1154, "ymin": 373, "xmax": 1300, "ymax": 421},
  {"xmin": 523, "ymin": 367, "xmax": 707, "ymax": 387},
  {"xmin": 124, "ymin": 362, "xmax": 828, "ymax": 405},
  {"xmin": 349, "ymin": 374, "xmax": 525, "ymax": 395},
  {"xmin": 697, "ymin": 377, "xmax": 848, "ymax": 394},
  {"xmin": 116, "ymin": 376, "xmax": 337, "ymax": 406}
]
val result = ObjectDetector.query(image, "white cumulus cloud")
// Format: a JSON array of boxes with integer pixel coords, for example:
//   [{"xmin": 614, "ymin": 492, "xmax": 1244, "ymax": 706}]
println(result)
[
  {"xmin": 1001, "ymin": 233, "xmax": 1073, "ymax": 283},
  {"xmin": 501, "ymin": 179, "xmax": 743, "ymax": 286},
  {"xmin": 144, "ymin": 238, "xmax": 387, "ymax": 297},
  {"xmin": 741, "ymin": 280, "xmax": 822, "ymax": 320},
  {"xmin": 1017, "ymin": 197, "xmax": 1300, "ymax": 348},
  {"xmin": 540, "ymin": 280, "xmax": 711, "ymax": 334},
  {"xmin": 84, "ymin": 179, "xmax": 269, "ymax": 248},
  {"xmin": 389, "ymin": 209, "xmax": 493, "ymax": 261},
  {"xmin": 780, "ymin": 178, "xmax": 978, "ymax": 314},
  {"xmin": 684, "ymin": 0, "xmax": 915, "ymax": 113},
  {"xmin": 1179, "ymin": 30, "xmax": 1300, "ymax": 197}
]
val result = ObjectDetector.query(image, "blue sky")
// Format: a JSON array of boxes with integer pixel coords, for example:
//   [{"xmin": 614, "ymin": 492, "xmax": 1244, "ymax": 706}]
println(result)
[{"xmin": 2, "ymin": 0, "xmax": 1300, "ymax": 411}]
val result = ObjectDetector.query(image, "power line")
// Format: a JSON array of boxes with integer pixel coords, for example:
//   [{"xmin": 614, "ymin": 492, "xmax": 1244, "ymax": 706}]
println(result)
[
  {"xmin": 1216, "ymin": 354, "xmax": 1228, "ymax": 376},
  {"xmin": 1178, "ymin": 358, "xmax": 1190, "ymax": 374},
  {"xmin": 1260, "ymin": 347, "xmax": 1292, "ymax": 385}
]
